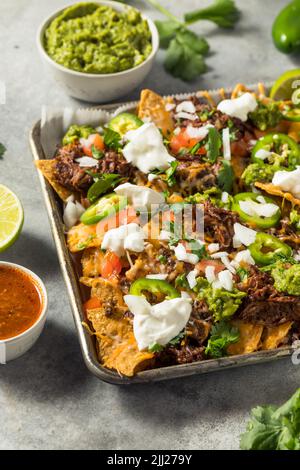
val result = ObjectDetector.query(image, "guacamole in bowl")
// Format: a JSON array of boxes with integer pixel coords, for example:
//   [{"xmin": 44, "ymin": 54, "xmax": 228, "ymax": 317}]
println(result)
[{"xmin": 44, "ymin": 2, "xmax": 153, "ymax": 75}]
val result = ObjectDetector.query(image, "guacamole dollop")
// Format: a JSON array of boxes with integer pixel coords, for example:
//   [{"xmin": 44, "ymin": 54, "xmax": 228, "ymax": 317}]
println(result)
[
  {"xmin": 248, "ymin": 101, "xmax": 282, "ymax": 131},
  {"xmin": 63, "ymin": 124, "xmax": 96, "ymax": 145},
  {"xmin": 242, "ymin": 162, "xmax": 279, "ymax": 186},
  {"xmin": 44, "ymin": 3, "xmax": 152, "ymax": 74},
  {"xmin": 195, "ymin": 278, "xmax": 246, "ymax": 322},
  {"xmin": 270, "ymin": 262, "xmax": 300, "ymax": 296},
  {"xmin": 290, "ymin": 209, "xmax": 300, "ymax": 231}
]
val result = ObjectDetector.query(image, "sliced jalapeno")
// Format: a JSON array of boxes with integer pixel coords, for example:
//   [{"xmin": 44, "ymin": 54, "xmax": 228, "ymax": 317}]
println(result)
[
  {"xmin": 80, "ymin": 193, "xmax": 127, "ymax": 225},
  {"xmin": 108, "ymin": 113, "xmax": 143, "ymax": 137},
  {"xmin": 251, "ymin": 132, "xmax": 300, "ymax": 167},
  {"xmin": 282, "ymin": 106, "xmax": 300, "ymax": 122},
  {"xmin": 130, "ymin": 278, "xmax": 180, "ymax": 300},
  {"xmin": 249, "ymin": 233, "xmax": 292, "ymax": 266},
  {"xmin": 232, "ymin": 193, "xmax": 281, "ymax": 229}
]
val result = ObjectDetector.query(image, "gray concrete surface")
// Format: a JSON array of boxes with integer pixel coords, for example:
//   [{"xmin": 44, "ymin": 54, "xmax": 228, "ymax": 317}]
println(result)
[{"xmin": 0, "ymin": 0, "xmax": 299, "ymax": 450}]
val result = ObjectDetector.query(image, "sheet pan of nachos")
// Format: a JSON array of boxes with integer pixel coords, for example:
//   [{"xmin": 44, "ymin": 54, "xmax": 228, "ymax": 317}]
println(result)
[{"xmin": 30, "ymin": 83, "xmax": 300, "ymax": 383}]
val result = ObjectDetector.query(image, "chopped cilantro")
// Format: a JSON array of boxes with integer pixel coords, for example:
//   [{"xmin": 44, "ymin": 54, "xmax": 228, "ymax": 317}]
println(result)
[
  {"xmin": 91, "ymin": 145, "xmax": 104, "ymax": 159},
  {"xmin": 165, "ymin": 161, "xmax": 179, "ymax": 187},
  {"xmin": 148, "ymin": 343, "xmax": 164, "ymax": 353},
  {"xmin": 104, "ymin": 128, "xmax": 122, "ymax": 150}
]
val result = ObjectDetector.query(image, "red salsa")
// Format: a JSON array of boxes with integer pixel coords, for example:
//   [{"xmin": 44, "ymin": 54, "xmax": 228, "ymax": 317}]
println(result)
[{"xmin": 0, "ymin": 266, "xmax": 43, "ymax": 340}]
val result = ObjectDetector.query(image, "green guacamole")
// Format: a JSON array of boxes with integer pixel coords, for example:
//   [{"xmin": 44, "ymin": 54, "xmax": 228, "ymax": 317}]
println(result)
[
  {"xmin": 63, "ymin": 124, "xmax": 96, "ymax": 145},
  {"xmin": 270, "ymin": 262, "xmax": 300, "ymax": 296},
  {"xmin": 44, "ymin": 3, "xmax": 152, "ymax": 74},
  {"xmin": 242, "ymin": 162, "xmax": 278, "ymax": 186},
  {"xmin": 195, "ymin": 278, "xmax": 246, "ymax": 322},
  {"xmin": 248, "ymin": 101, "xmax": 282, "ymax": 131}
]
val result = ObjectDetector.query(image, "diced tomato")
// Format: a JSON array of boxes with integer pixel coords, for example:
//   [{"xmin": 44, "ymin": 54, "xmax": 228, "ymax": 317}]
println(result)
[
  {"xmin": 96, "ymin": 207, "xmax": 139, "ymax": 238},
  {"xmin": 196, "ymin": 259, "xmax": 225, "ymax": 274},
  {"xmin": 169, "ymin": 129, "xmax": 199, "ymax": 154},
  {"xmin": 83, "ymin": 297, "xmax": 102, "ymax": 313},
  {"xmin": 117, "ymin": 207, "xmax": 139, "ymax": 226},
  {"xmin": 82, "ymin": 133, "xmax": 105, "ymax": 157},
  {"xmin": 101, "ymin": 251, "xmax": 123, "ymax": 279},
  {"xmin": 162, "ymin": 210, "xmax": 175, "ymax": 224}
]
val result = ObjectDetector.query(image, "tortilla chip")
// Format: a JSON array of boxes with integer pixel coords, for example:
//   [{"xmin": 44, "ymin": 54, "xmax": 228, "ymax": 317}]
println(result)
[
  {"xmin": 67, "ymin": 223, "xmax": 100, "ymax": 252},
  {"xmin": 255, "ymin": 182, "xmax": 300, "ymax": 207},
  {"xmin": 81, "ymin": 248, "xmax": 105, "ymax": 277},
  {"xmin": 87, "ymin": 308, "xmax": 154, "ymax": 376},
  {"xmin": 227, "ymin": 320, "xmax": 263, "ymax": 355},
  {"xmin": 138, "ymin": 89, "xmax": 174, "ymax": 136},
  {"xmin": 261, "ymin": 322, "xmax": 292, "ymax": 350},
  {"xmin": 80, "ymin": 277, "xmax": 126, "ymax": 313},
  {"xmin": 288, "ymin": 122, "xmax": 300, "ymax": 143},
  {"xmin": 35, "ymin": 159, "xmax": 72, "ymax": 201}
]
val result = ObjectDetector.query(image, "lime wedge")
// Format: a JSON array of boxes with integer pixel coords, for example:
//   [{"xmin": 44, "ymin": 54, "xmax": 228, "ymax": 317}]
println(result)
[
  {"xmin": 0, "ymin": 184, "xmax": 24, "ymax": 252},
  {"xmin": 270, "ymin": 69, "xmax": 300, "ymax": 100}
]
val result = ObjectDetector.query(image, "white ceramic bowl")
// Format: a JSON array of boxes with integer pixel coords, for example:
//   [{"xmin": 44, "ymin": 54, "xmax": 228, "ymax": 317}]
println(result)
[
  {"xmin": 0, "ymin": 262, "xmax": 48, "ymax": 363},
  {"xmin": 36, "ymin": 1, "xmax": 159, "ymax": 103}
]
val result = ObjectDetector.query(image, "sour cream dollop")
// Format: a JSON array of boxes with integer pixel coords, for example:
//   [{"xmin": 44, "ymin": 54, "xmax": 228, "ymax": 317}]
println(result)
[
  {"xmin": 124, "ymin": 295, "xmax": 192, "ymax": 350},
  {"xmin": 217, "ymin": 93, "xmax": 257, "ymax": 122},
  {"xmin": 123, "ymin": 123, "xmax": 175, "ymax": 173}
]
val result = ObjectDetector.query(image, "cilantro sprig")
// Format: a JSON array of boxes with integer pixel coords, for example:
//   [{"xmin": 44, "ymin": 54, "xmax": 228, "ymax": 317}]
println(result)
[
  {"xmin": 146, "ymin": 0, "xmax": 240, "ymax": 81},
  {"xmin": 165, "ymin": 160, "xmax": 178, "ymax": 187},
  {"xmin": 217, "ymin": 159, "xmax": 235, "ymax": 193},
  {"xmin": 240, "ymin": 389, "xmax": 300, "ymax": 450},
  {"xmin": 103, "ymin": 128, "xmax": 122, "ymax": 150},
  {"xmin": 205, "ymin": 321, "xmax": 239, "ymax": 358}
]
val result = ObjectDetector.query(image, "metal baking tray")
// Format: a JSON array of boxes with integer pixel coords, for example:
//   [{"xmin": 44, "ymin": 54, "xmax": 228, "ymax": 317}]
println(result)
[{"xmin": 29, "ymin": 87, "xmax": 294, "ymax": 384}]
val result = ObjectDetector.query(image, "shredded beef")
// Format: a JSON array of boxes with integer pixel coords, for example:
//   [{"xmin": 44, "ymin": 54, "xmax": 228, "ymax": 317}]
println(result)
[
  {"xmin": 186, "ymin": 318, "xmax": 211, "ymax": 343},
  {"xmin": 54, "ymin": 144, "xmax": 134, "ymax": 193},
  {"xmin": 192, "ymin": 299, "xmax": 212, "ymax": 321},
  {"xmin": 236, "ymin": 266, "xmax": 279, "ymax": 301},
  {"xmin": 157, "ymin": 344, "xmax": 205, "ymax": 366},
  {"xmin": 269, "ymin": 218, "xmax": 300, "ymax": 249},
  {"xmin": 172, "ymin": 97, "xmax": 254, "ymax": 140},
  {"xmin": 203, "ymin": 200, "xmax": 239, "ymax": 250},
  {"xmin": 236, "ymin": 266, "xmax": 300, "ymax": 326},
  {"xmin": 97, "ymin": 150, "xmax": 135, "ymax": 178},
  {"xmin": 156, "ymin": 306, "xmax": 210, "ymax": 366},
  {"xmin": 54, "ymin": 143, "xmax": 94, "ymax": 192},
  {"xmin": 238, "ymin": 301, "xmax": 300, "ymax": 326}
]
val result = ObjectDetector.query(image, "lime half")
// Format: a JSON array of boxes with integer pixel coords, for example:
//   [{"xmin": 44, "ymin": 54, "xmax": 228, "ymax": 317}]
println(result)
[
  {"xmin": 0, "ymin": 184, "xmax": 24, "ymax": 252},
  {"xmin": 270, "ymin": 69, "xmax": 300, "ymax": 100}
]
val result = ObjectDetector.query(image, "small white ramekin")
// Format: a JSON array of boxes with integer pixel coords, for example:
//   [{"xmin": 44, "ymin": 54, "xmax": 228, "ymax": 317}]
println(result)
[
  {"xmin": 36, "ymin": 1, "xmax": 159, "ymax": 103},
  {"xmin": 0, "ymin": 262, "xmax": 48, "ymax": 363}
]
